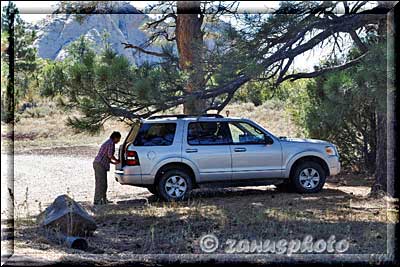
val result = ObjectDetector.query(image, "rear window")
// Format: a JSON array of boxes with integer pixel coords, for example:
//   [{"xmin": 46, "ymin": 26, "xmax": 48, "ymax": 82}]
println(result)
[
  {"xmin": 134, "ymin": 123, "xmax": 176, "ymax": 146},
  {"xmin": 187, "ymin": 122, "xmax": 230, "ymax": 145}
]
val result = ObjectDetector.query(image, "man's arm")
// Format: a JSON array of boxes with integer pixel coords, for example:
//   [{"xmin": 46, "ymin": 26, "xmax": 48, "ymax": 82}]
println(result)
[
  {"xmin": 107, "ymin": 142, "xmax": 120, "ymax": 164},
  {"xmin": 110, "ymin": 155, "xmax": 120, "ymax": 164}
]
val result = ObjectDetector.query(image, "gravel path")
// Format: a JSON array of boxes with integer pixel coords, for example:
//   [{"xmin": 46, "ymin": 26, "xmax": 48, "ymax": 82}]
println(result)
[{"xmin": 1, "ymin": 150, "xmax": 148, "ymax": 218}]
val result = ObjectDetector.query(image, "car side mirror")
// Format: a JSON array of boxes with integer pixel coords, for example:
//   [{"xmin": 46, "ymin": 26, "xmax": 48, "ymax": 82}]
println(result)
[{"xmin": 264, "ymin": 134, "xmax": 274, "ymax": 145}]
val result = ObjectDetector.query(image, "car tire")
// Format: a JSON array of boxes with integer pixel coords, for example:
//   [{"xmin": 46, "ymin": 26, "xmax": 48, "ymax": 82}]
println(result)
[
  {"xmin": 291, "ymin": 161, "xmax": 326, "ymax": 193},
  {"xmin": 157, "ymin": 169, "xmax": 192, "ymax": 201}
]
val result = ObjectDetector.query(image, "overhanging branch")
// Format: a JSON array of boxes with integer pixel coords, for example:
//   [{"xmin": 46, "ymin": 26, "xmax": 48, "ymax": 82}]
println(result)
[
  {"xmin": 349, "ymin": 30, "xmax": 368, "ymax": 53},
  {"xmin": 121, "ymin": 42, "xmax": 170, "ymax": 58},
  {"xmin": 280, "ymin": 52, "xmax": 369, "ymax": 82}
]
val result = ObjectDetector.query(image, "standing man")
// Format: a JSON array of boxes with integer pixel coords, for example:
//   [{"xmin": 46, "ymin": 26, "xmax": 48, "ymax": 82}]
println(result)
[{"xmin": 93, "ymin": 131, "xmax": 121, "ymax": 205}]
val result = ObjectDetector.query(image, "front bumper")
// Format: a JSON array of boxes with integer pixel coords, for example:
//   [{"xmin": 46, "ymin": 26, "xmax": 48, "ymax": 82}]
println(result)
[{"xmin": 327, "ymin": 156, "xmax": 341, "ymax": 176}]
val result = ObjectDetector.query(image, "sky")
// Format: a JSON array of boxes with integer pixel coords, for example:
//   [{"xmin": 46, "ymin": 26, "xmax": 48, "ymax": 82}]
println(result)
[
  {"xmin": 1, "ymin": 1, "xmax": 334, "ymax": 71},
  {"xmin": 2, "ymin": 1, "xmax": 281, "ymax": 22}
]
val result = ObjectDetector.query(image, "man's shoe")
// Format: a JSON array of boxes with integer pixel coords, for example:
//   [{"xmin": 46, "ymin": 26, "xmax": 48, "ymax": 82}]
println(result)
[
  {"xmin": 93, "ymin": 201, "xmax": 104, "ymax": 206},
  {"xmin": 94, "ymin": 199, "xmax": 113, "ymax": 205}
]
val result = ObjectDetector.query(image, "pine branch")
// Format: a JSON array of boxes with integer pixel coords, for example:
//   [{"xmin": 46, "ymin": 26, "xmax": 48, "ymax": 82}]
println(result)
[
  {"xmin": 121, "ymin": 42, "xmax": 170, "ymax": 58},
  {"xmin": 280, "ymin": 52, "xmax": 369, "ymax": 82}
]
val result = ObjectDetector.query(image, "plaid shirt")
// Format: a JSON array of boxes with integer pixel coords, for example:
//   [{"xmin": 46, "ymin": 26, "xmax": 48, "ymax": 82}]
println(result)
[{"xmin": 94, "ymin": 138, "xmax": 115, "ymax": 171}]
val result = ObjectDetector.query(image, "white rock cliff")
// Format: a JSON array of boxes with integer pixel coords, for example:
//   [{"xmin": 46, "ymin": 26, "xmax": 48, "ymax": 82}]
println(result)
[{"xmin": 32, "ymin": 2, "xmax": 161, "ymax": 65}]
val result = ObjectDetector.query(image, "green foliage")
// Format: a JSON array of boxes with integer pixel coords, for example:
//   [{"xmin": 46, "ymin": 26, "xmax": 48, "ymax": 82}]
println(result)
[
  {"xmin": 285, "ymin": 44, "xmax": 386, "ymax": 172},
  {"xmin": 234, "ymin": 78, "xmax": 302, "ymax": 106},
  {"xmin": 30, "ymin": 1, "xmax": 383, "ymax": 139},
  {"xmin": 234, "ymin": 82, "xmax": 269, "ymax": 106},
  {"xmin": 23, "ymin": 106, "xmax": 55, "ymax": 118},
  {"xmin": 39, "ymin": 60, "xmax": 67, "ymax": 97},
  {"xmin": 1, "ymin": 1, "xmax": 38, "ymax": 122},
  {"xmin": 39, "ymin": 36, "xmax": 185, "ymax": 133},
  {"xmin": 1, "ymin": 31, "xmax": 9, "ymax": 89}
]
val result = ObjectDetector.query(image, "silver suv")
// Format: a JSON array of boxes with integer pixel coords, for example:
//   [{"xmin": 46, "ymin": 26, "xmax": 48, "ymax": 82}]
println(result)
[{"xmin": 115, "ymin": 114, "xmax": 340, "ymax": 201}]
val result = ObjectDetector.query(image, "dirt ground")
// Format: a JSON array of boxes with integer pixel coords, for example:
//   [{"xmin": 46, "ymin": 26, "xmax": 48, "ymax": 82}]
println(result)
[
  {"xmin": 1, "ymin": 104, "xmax": 398, "ymax": 265},
  {"xmin": 1, "ymin": 145, "xmax": 398, "ymax": 265}
]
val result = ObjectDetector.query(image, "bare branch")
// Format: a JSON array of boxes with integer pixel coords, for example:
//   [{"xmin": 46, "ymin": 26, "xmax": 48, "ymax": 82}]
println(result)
[
  {"xmin": 201, "ymin": 75, "xmax": 250, "ymax": 99},
  {"xmin": 261, "ymin": 12, "xmax": 380, "ymax": 70},
  {"xmin": 146, "ymin": 13, "xmax": 177, "ymax": 28},
  {"xmin": 280, "ymin": 52, "xmax": 369, "ymax": 82},
  {"xmin": 121, "ymin": 42, "xmax": 170, "ymax": 58},
  {"xmin": 203, "ymin": 91, "xmax": 235, "ymax": 113},
  {"xmin": 276, "ymin": 57, "xmax": 294, "ymax": 84},
  {"xmin": 343, "ymin": 1, "xmax": 350, "ymax": 14},
  {"xmin": 350, "ymin": 1, "xmax": 368, "ymax": 14},
  {"xmin": 349, "ymin": 30, "xmax": 368, "ymax": 53}
]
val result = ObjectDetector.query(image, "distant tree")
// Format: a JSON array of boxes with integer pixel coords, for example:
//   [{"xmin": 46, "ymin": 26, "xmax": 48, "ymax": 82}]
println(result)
[
  {"xmin": 284, "ymin": 1, "xmax": 393, "ymax": 194},
  {"xmin": 1, "ymin": 1, "xmax": 17, "ymax": 123},
  {"xmin": 1, "ymin": 1, "xmax": 37, "ymax": 122},
  {"xmin": 39, "ymin": 60, "xmax": 68, "ymax": 98},
  {"xmin": 287, "ymin": 45, "xmax": 385, "ymax": 173}
]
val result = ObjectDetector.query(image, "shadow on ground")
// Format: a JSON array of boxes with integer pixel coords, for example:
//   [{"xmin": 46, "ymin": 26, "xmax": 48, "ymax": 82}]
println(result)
[{"xmin": 11, "ymin": 185, "xmax": 390, "ymax": 261}]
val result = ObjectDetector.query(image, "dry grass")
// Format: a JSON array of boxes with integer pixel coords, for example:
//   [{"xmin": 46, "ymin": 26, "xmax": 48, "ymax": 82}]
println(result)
[
  {"xmin": 1, "ymin": 100, "xmax": 301, "ymax": 153},
  {"xmin": 221, "ymin": 102, "xmax": 301, "ymax": 138},
  {"xmin": 11, "ymin": 177, "xmax": 397, "ymax": 258},
  {"xmin": 2, "ymin": 109, "xmax": 131, "ymax": 152}
]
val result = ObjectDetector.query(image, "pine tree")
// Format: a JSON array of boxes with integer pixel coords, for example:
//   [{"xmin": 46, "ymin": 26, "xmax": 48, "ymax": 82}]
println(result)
[{"xmin": 1, "ymin": 1, "xmax": 37, "ymax": 122}]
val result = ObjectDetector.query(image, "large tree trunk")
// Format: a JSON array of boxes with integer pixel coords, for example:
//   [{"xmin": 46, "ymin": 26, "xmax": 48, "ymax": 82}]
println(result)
[
  {"xmin": 373, "ymin": 111, "xmax": 387, "ymax": 193},
  {"xmin": 385, "ymin": 4, "xmax": 397, "ymax": 198},
  {"xmin": 176, "ymin": 1, "xmax": 206, "ymax": 115},
  {"xmin": 371, "ymin": 2, "xmax": 394, "ymax": 195}
]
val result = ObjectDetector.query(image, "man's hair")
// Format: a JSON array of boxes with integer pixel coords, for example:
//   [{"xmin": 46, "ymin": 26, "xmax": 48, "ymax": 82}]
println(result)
[{"xmin": 110, "ymin": 131, "xmax": 121, "ymax": 139}]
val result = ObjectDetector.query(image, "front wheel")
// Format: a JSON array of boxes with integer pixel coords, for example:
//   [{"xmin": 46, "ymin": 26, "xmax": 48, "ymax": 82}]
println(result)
[
  {"xmin": 157, "ymin": 169, "xmax": 192, "ymax": 201},
  {"xmin": 291, "ymin": 162, "xmax": 326, "ymax": 193}
]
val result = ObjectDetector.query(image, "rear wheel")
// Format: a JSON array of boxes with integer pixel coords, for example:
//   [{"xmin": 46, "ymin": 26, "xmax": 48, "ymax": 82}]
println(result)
[
  {"xmin": 291, "ymin": 161, "xmax": 326, "ymax": 193},
  {"xmin": 157, "ymin": 169, "xmax": 192, "ymax": 201}
]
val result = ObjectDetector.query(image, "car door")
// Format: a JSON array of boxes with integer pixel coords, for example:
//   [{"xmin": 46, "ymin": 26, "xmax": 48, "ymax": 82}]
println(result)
[
  {"xmin": 116, "ymin": 120, "xmax": 141, "ymax": 171},
  {"xmin": 228, "ymin": 121, "xmax": 283, "ymax": 180},
  {"xmin": 131, "ymin": 122, "xmax": 180, "ymax": 177},
  {"xmin": 182, "ymin": 121, "xmax": 232, "ymax": 182}
]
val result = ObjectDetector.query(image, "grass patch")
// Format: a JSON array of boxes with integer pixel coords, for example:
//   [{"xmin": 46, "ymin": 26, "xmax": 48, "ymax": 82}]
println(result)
[
  {"xmin": 2, "ymin": 101, "xmax": 301, "ymax": 153},
  {"xmin": 12, "ymin": 181, "xmax": 397, "ymax": 256}
]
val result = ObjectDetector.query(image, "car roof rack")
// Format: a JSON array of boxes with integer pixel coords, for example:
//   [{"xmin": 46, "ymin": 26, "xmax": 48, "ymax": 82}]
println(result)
[{"xmin": 147, "ymin": 114, "xmax": 224, "ymax": 120}]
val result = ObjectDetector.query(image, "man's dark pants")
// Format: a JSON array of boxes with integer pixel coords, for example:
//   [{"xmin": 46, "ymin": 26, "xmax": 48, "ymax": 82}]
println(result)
[{"xmin": 93, "ymin": 161, "xmax": 108, "ymax": 204}]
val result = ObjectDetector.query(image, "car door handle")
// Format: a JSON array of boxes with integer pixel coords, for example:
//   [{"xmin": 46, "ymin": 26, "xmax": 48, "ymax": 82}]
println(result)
[
  {"xmin": 185, "ymin": 148, "xmax": 198, "ymax": 153},
  {"xmin": 234, "ymin": 147, "xmax": 247, "ymax": 152}
]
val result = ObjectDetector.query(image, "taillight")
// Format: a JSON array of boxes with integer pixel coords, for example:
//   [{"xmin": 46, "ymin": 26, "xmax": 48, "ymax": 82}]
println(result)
[{"xmin": 126, "ymin": 150, "xmax": 140, "ymax": 166}]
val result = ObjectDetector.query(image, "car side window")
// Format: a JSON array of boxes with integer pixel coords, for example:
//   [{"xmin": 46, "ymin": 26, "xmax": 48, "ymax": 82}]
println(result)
[
  {"xmin": 134, "ymin": 123, "xmax": 176, "ymax": 146},
  {"xmin": 187, "ymin": 122, "xmax": 230, "ymax": 145},
  {"xmin": 228, "ymin": 122, "xmax": 265, "ymax": 144}
]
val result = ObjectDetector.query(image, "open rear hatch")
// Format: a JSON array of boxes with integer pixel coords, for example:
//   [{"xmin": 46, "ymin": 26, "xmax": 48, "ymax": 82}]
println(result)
[{"xmin": 116, "ymin": 120, "xmax": 141, "ymax": 170}]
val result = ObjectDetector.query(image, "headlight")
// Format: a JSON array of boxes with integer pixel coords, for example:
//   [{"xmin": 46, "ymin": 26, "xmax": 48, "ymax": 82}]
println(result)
[{"xmin": 325, "ymin": 146, "xmax": 336, "ymax": 156}]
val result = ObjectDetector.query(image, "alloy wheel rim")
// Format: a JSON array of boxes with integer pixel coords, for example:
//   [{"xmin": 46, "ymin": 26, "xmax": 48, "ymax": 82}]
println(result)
[
  {"xmin": 165, "ymin": 175, "xmax": 187, "ymax": 198},
  {"xmin": 299, "ymin": 168, "xmax": 320, "ymax": 190}
]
